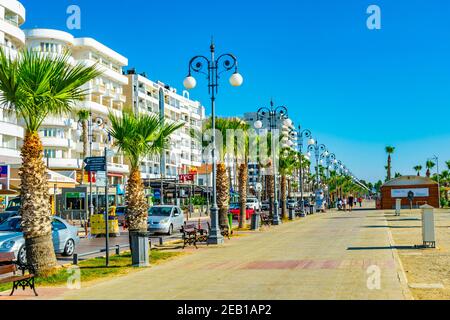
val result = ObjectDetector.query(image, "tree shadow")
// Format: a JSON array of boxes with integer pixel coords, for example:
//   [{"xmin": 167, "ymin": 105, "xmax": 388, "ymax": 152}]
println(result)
[
  {"xmin": 363, "ymin": 225, "xmax": 420, "ymax": 229},
  {"xmin": 347, "ymin": 245, "xmax": 416, "ymax": 250}
]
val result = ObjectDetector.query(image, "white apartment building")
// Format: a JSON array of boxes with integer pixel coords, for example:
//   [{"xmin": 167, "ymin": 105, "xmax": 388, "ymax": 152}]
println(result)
[
  {"xmin": 24, "ymin": 28, "xmax": 130, "ymax": 185},
  {"xmin": 124, "ymin": 70, "xmax": 205, "ymax": 181},
  {"xmin": 0, "ymin": 0, "xmax": 25, "ymax": 164}
]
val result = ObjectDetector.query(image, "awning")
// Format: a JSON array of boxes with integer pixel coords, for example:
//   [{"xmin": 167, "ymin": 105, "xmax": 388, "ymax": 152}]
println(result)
[{"xmin": 0, "ymin": 189, "xmax": 19, "ymax": 196}]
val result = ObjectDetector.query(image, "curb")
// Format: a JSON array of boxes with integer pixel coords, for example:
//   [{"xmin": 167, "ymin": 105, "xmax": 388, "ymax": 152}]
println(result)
[{"xmin": 383, "ymin": 214, "xmax": 414, "ymax": 300}]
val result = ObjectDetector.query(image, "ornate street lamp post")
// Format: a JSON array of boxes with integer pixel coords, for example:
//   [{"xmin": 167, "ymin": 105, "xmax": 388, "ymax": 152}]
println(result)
[
  {"xmin": 183, "ymin": 40, "xmax": 243, "ymax": 245},
  {"xmin": 296, "ymin": 126, "xmax": 312, "ymax": 216},
  {"xmin": 321, "ymin": 151, "xmax": 336, "ymax": 208},
  {"xmin": 254, "ymin": 101, "xmax": 289, "ymax": 225},
  {"xmin": 307, "ymin": 139, "xmax": 326, "ymax": 192}
]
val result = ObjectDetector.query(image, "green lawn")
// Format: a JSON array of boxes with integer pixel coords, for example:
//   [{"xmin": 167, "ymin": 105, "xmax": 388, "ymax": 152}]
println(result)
[{"xmin": 0, "ymin": 250, "xmax": 182, "ymax": 293}]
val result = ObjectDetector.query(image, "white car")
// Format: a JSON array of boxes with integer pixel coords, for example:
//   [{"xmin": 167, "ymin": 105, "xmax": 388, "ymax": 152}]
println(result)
[{"xmin": 246, "ymin": 198, "xmax": 260, "ymax": 211}]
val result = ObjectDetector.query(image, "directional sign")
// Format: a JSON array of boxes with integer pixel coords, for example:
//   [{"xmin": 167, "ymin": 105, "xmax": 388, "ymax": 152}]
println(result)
[
  {"xmin": 84, "ymin": 157, "xmax": 106, "ymax": 172},
  {"xmin": 96, "ymin": 171, "xmax": 107, "ymax": 187}
]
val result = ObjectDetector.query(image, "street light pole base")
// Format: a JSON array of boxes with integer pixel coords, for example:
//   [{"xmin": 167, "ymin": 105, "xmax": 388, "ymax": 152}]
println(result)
[
  {"xmin": 207, "ymin": 206, "xmax": 224, "ymax": 245},
  {"xmin": 272, "ymin": 202, "xmax": 281, "ymax": 225}
]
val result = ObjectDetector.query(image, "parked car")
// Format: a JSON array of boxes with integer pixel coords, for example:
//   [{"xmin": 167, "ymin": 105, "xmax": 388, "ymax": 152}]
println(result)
[
  {"xmin": 246, "ymin": 198, "xmax": 260, "ymax": 210},
  {"xmin": 287, "ymin": 199, "xmax": 297, "ymax": 209},
  {"xmin": 0, "ymin": 210, "xmax": 19, "ymax": 224},
  {"xmin": 115, "ymin": 206, "xmax": 127, "ymax": 226},
  {"xmin": 147, "ymin": 205, "xmax": 184, "ymax": 235},
  {"xmin": 229, "ymin": 203, "xmax": 255, "ymax": 220},
  {"xmin": 0, "ymin": 216, "xmax": 80, "ymax": 265},
  {"xmin": 261, "ymin": 201, "xmax": 270, "ymax": 211}
]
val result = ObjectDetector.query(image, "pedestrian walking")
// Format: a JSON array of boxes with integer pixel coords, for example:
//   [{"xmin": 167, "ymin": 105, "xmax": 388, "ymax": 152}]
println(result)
[
  {"xmin": 343, "ymin": 198, "xmax": 347, "ymax": 211},
  {"xmin": 348, "ymin": 195, "xmax": 354, "ymax": 212},
  {"xmin": 358, "ymin": 197, "xmax": 363, "ymax": 207}
]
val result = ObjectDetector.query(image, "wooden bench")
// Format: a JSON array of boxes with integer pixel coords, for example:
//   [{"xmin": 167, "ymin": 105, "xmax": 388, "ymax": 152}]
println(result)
[
  {"xmin": 260, "ymin": 213, "xmax": 271, "ymax": 227},
  {"xmin": 180, "ymin": 223, "xmax": 199, "ymax": 249},
  {"xmin": 0, "ymin": 252, "xmax": 37, "ymax": 296}
]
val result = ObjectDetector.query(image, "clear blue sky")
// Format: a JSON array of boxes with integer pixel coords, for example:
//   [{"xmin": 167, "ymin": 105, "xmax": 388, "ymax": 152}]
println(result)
[{"xmin": 22, "ymin": 0, "xmax": 450, "ymax": 183}]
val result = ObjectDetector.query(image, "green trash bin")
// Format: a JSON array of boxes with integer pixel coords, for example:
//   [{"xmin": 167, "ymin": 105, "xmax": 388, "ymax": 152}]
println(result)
[{"xmin": 227, "ymin": 213, "xmax": 233, "ymax": 230}]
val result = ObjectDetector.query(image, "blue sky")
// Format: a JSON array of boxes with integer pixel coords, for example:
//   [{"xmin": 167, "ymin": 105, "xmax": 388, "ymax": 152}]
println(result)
[{"xmin": 22, "ymin": 0, "xmax": 450, "ymax": 182}]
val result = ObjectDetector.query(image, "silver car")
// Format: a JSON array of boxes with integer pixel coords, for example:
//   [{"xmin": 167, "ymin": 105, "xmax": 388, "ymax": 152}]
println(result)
[
  {"xmin": 0, "ymin": 216, "xmax": 80, "ymax": 265},
  {"xmin": 147, "ymin": 205, "xmax": 185, "ymax": 235}
]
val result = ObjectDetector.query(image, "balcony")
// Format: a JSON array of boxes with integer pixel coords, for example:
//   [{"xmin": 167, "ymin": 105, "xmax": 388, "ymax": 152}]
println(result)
[
  {"xmin": 41, "ymin": 137, "xmax": 71, "ymax": 149},
  {"xmin": 107, "ymin": 163, "xmax": 129, "ymax": 174},
  {"xmin": 46, "ymin": 158, "xmax": 82, "ymax": 170},
  {"xmin": 91, "ymin": 84, "xmax": 106, "ymax": 95},
  {"xmin": 41, "ymin": 117, "xmax": 73, "ymax": 127},
  {"xmin": 0, "ymin": 120, "xmax": 23, "ymax": 138}
]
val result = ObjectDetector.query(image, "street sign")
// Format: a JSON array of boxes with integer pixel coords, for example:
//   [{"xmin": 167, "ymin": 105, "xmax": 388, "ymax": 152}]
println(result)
[
  {"xmin": 84, "ymin": 156, "xmax": 106, "ymax": 172},
  {"xmin": 255, "ymin": 182, "xmax": 263, "ymax": 192},
  {"xmin": 96, "ymin": 171, "xmax": 107, "ymax": 187},
  {"xmin": 153, "ymin": 189, "xmax": 161, "ymax": 199}
]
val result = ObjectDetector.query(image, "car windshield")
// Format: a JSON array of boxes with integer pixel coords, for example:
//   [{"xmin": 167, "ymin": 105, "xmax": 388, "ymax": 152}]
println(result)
[
  {"xmin": 0, "ymin": 217, "xmax": 21, "ymax": 232},
  {"xmin": 116, "ymin": 207, "xmax": 126, "ymax": 215},
  {"xmin": 5, "ymin": 206, "xmax": 20, "ymax": 212},
  {"xmin": 149, "ymin": 207, "xmax": 172, "ymax": 217}
]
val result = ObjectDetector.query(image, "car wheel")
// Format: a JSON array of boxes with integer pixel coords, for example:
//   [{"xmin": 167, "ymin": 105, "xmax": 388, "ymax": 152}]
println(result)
[
  {"xmin": 63, "ymin": 239, "xmax": 75, "ymax": 256},
  {"xmin": 167, "ymin": 224, "xmax": 173, "ymax": 236},
  {"xmin": 18, "ymin": 245, "xmax": 27, "ymax": 265}
]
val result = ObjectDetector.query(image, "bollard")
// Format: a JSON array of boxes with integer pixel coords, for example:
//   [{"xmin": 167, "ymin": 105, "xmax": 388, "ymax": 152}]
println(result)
[
  {"xmin": 395, "ymin": 199, "xmax": 402, "ymax": 216},
  {"xmin": 73, "ymin": 253, "xmax": 78, "ymax": 265},
  {"xmin": 115, "ymin": 244, "xmax": 120, "ymax": 255}
]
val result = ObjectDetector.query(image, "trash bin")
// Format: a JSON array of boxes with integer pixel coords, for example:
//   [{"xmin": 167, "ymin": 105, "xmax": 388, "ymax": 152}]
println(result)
[
  {"xmin": 251, "ymin": 212, "xmax": 260, "ymax": 230},
  {"xmin": 288, "ymin": 207, "xmax": 295, "ymax": 220},
  {"xmin": 420, "ymin": 204, "xmax": 436, "ymax": 248},
  {"xmin": 227, "ymin": 213, "xmax": 233, "ymax": 230},
  {"xmin": 130, "ymin": 231, "xmax": 150, "ymax": 267}
]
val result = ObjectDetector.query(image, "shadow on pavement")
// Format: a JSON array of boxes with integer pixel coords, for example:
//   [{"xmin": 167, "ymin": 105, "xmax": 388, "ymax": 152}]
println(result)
[
  {"xmin": 347, "ymin": 245, "xmax": 416, "ymax": 250},
  {"xmin": 363, "ymin": 225, "xmax": 420, "ymax": 229},
  {"xmin": 387, "ymin": 218, "xmax": 421, "ymax": 222}
]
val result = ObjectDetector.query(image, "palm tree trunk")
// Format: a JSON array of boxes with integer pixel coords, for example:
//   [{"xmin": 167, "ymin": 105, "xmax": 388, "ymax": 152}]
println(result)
[
  {"xmin": 266, "ymin": 174, "xmax": 274, "ymax": 217},
  {"xmin": 238, "ymin": 163, "xmax": 248, "ymax": 229},
  {"xmin": 281, "ymin": 175, "xmax": 287, "ymax": 219},
  {"xmin": 125, "ymin": 167, "xmax": 148, "ymax": 232},
  {"xmin": 20, "ymin": 132, "xmax": 57, "ymax": 276},
  {"xmin": 216, "ymin": 163, "xmax": 229, "ymax": 231},
  {"xmin": 387, "ymin": 155, "xmax": 391, "ymax": 181}
]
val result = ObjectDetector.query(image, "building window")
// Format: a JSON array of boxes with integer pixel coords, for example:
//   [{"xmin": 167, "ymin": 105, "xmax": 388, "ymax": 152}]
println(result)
[{"xmin": 44, "ymin": 149, "xmax": 56, "ymax": 158}]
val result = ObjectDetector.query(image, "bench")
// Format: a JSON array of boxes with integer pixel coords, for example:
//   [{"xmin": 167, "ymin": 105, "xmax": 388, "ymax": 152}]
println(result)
[
  {"xmin": 260, "ymin": 213, "xmax": 271, "ymax": 227},
  {"xmin": 0, "ymin": 252, "xmax": 37, "ymax": 296},
  {"xmin": 180, "ymin": 223, "xmax": 201, "ymax": 249}
]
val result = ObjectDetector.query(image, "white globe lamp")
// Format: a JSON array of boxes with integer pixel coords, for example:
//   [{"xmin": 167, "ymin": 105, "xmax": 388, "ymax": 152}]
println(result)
[
  {"xmin": 229, "ymin": 72, "xmax": 243, "ymax": 87},
  {"xmin": 183, "ymin": 76, "xmax": 197, "ymax": 90}
]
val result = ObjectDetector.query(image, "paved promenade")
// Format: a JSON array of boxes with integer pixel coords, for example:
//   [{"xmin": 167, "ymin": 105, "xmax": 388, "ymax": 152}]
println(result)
[{"xmin": 58, "ymin": 205, "xmax": 411, "ymax": 300}]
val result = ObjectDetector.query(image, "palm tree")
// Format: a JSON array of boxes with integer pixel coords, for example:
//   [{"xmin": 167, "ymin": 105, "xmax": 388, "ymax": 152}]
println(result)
[
  {"xmin": 201, "ymin": 117, "xmax": 234, "ymax": 231},
  {"xmin": 440, "ymin": 170, "xmax": 450, "ymax": 203},
  {"xmin": 279, "ymin": 148, "xmax": 299, "ymax": 219},
  {"xmin": 109, "ymin": 112, "xmax": 183, "ymax": 233},
  {"xmin": 228, "ymin": 118, "xmax": 251, "ymax": 229},
  {"xmin": 77, "ymin": 109, "xmax": 90, "ymax": 184},
  {"xmin": 413, "ymin": 165, "xmax": 422, "ymax": 176},
  {"xmin": 425, "ymin": 160, "xmax": 435, "ymax": 178},
  {"xmin": 385, "ymin": 146, "xmax": 395, "ymax": 181},
  {"xmin": 0, "ymin": 49, "xmax": 99, "ymax": 275}
]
